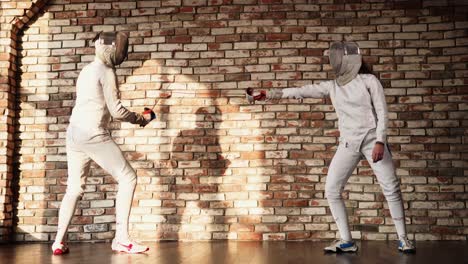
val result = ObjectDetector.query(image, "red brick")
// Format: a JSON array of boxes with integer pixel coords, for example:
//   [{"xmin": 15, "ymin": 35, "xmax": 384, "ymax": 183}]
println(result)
[
  {"xmin": 287, "ymin": 231, "xmax": 311, "ymax": 240},
  {"xmin": 240, "ymin": 151, "xmax": 265, "ymax": 160},
  {"xmin": 238, "ymin": 232, "xmax": 263, "ymax": 240},
  {"xmin": 77, "ymin": 17, "xmax": 103, "ymax": 25},
  {"xmin": 266, "ymin": 33, "xmax": 291, "ymax": 41}
]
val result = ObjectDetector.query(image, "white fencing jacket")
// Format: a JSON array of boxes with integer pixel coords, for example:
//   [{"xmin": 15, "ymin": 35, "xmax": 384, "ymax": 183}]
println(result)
[
  {"xmin": 282, "ymin": 74, "xmax": 388, "ymax": 152},
  {"xmin": 69, "ymin": 58, "xmax": 147, "ymax": 143}
]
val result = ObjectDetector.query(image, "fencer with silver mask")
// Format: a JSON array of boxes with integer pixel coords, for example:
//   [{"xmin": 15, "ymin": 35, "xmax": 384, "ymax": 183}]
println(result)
[
  {"xmin": 247, "ymin": 41, "xmax": 415, "ymax": 253},
  {"xmin": 52, "ymin": 32, "xmax": 154, "ymax": 255}
]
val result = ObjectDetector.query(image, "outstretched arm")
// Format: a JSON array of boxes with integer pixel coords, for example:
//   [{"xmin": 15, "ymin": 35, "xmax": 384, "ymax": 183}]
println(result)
[
  {"xmin": 101, "ymin": 69, "xmax": 148, "ymax": 126},
  {"xmin": 281, "ymin": 80, "xmax": 334, "ymax": 99},
  {"xmin": 246, "ymin": 80, "xmax": 333, "ymax": 103}
]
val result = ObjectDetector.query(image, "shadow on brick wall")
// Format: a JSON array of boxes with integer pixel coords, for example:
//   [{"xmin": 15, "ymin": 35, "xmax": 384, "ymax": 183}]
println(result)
[
  {"xmin": 167, "ymin": 106, "xmax": 230, "ymax": 240},
  {"xmin": 10, "ymin": 1, "xmax": 65, "ymax": 242}
]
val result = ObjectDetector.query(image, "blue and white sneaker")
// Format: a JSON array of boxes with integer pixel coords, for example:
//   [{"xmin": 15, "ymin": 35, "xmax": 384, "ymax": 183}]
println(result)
[
  {"xmin": 398, "ymin": 237, "xmax": 416, "ymax": 253},
  {"xmin": 324, "ymin": 239, "xmax": 358, "ymax": 253}
]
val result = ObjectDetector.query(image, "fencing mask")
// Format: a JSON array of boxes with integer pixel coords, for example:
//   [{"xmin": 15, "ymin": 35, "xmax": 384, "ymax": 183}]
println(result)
[
  {"xmin": 93, "ymin": 32, "xmax": 129, "ymax": 67},
  {"xmin": 329, "ymin": 41, "xmax": 362, "ymax": 86}
]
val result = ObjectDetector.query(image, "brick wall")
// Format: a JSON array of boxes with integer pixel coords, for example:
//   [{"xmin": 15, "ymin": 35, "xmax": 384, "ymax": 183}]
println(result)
[{"xmin": 0, "ymin": 0, "xmax": 467, "ymax": 242}]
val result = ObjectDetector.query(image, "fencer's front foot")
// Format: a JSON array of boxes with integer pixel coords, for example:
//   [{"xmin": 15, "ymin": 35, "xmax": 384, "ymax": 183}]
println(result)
[
  {"xmin": 324, "ymin": 239, "xmax": 358, "ymax": 253},
  {"xmin": 112, "ymin": 239, "xmax": 149, "ymax": 254},
  {"xmin": 52, "ymin": 242, "xmax": 70, "ymax": 255},
  {"xmin": 398, "ymin": 237, "xmax": 416, "ymax": 254}
]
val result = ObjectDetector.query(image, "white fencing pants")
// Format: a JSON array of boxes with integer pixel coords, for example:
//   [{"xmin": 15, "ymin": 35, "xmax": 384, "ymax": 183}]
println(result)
[
  {"xmin": 54, "ymin": 127, "xmax": 137, "ymax": 244},
  {"xmin": 325, "ymin": 134, "xmax": 407, "ymax": 241}
]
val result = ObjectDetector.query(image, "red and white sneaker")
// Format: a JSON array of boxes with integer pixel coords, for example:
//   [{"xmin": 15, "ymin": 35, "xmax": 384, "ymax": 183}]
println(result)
[
  {"xmin": 111, "ymin": 239, "xmax": 149, "ymax": 254},
  {"xmin": 52, "ymin": 242, "xmax": 69, "ymax": 255}
]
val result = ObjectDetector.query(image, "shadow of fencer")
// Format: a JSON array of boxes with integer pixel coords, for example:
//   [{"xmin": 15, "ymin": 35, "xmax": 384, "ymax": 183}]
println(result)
[{"xmin": 167, "ymin": 106, "xmax": 230, "ymax": 240}]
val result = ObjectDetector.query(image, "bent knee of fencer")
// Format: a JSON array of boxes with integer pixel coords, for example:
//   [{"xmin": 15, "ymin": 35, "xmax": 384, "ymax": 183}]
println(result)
[
  {"xmin": 377, "ymin": 173, "xmax": 402, "ymax": 202},
  {"xmin": 325, "ymin": 185, "xmax": 343, "ymax": 201},
  {"xmin": 382, "ymin": 186, "xmax": 402, "ymax": 202},
  {"xmin": 64, "ymin": 186, "xmax": 84, "ymax": 199},
  {"xmin": 116, "ymin": 164, "xmax": 137, "ymax": 186},
  {"xmin": 325, "ymin": 174, "xmax": 344, "ymax": 201}
]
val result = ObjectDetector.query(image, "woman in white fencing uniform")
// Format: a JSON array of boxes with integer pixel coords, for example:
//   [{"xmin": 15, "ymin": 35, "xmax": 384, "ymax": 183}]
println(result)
[
  {"xmin": 247, "ymin": 42, "xmax": 415, "ymax": 253},
  {"xmin": 52, "ymin": 32, "xmax": 155, "ymax": 255}
]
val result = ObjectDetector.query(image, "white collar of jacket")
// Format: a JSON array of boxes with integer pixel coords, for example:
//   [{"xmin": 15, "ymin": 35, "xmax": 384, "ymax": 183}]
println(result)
[{"xmin": 94, "ymin": 57, "xmax": 109, "ymax": 66}]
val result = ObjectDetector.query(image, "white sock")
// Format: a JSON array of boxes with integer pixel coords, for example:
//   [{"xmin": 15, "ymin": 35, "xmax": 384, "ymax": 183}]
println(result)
[
  {"xmin": 54, "ymin": 192, "xmax": 80, "ymax": 244},
  {"xmin": 114, "ymin": 179, "xmax": 136, "ymax": 242},
  {"xmin": 387, "ymin": 199, "xmax": 407, "ymax": 240},
  {"xmin": 328, "ymin": 199, "xmax": 352, "ymax": 242}
]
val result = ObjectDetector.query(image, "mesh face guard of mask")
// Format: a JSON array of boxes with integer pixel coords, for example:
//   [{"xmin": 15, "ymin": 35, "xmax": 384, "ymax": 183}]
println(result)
[
  {"xmin": 329, "ymin": 41, "xmax": 361, "ymax": 75},
  {"xmin": 93, "ymin": 31, "xmax": 129, "ymax": 66}
]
